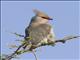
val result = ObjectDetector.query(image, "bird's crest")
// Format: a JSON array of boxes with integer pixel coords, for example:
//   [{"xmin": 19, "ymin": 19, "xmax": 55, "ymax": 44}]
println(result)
[{"xmin": 33, "ymin": 9, "xmax": 53, "ymax": 20}]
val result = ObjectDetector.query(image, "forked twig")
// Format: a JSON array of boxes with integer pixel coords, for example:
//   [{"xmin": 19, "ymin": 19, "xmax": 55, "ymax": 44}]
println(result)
[{"xmin": 6, "ymin": 43, "xmax": 25, "ymax": 60}]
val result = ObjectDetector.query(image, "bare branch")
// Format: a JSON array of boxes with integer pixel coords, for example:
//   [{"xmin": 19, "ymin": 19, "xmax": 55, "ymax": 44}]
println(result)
[
  {"xmin": 29, "ymin": 35, "xmax": 80, "ymax": 50},
  {"xmin": 55, "ymin": 35, "xmax": 80, "ymax": 43},
  {"xmin": 3, "ymin": 35, "xmax": 80, "ymax": 60}
]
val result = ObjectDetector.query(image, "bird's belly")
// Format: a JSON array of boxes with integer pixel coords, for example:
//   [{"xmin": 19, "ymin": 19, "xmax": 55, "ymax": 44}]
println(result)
[{"xmin": 29, "ymin": 29, "xmax": 48, "ymax": 45}]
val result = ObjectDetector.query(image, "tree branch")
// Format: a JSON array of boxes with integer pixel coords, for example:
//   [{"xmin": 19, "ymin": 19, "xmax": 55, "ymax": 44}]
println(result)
[
  {"xmin": 2, "ymin": 35, "xmax": 80, "ymax": 60},
  {"xmin": 5, "ymin": 43, "xmax": 26, "ymax": 60},
  {"xmin": 29, "ymin": 35, "xmax": 80, "ymax": 50}
]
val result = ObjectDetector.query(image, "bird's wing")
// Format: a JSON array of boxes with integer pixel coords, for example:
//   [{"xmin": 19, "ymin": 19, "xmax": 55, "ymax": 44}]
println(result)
[{"xmin": 25, "ymin": 27, "xmax": 29, "ymax": 39}]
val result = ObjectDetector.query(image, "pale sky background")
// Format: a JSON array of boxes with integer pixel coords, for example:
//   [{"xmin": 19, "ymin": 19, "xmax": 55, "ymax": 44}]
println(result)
[{"xmin": 1, "ymin": 1, "xmax": 79, "ymax": 60}]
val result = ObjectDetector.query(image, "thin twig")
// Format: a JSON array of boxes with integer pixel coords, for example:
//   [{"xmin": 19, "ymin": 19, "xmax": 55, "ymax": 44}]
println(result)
[
  {"xmin": 10, "ymin": 32, "xmax": 25, "ymax": 37},
  {"xmin": 55, "ymin": 35, "xmax": 80, "ymax": 43},
  {"xmin": 32, "ymin": 50, "xmax": 38, "ymax": 60}
]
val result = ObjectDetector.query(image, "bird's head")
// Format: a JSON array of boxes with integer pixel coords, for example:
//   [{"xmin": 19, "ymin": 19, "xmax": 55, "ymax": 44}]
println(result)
[
  {"xmin": 33, "ymin": 9, "xmax": 53, "ymax": 20},
  {"xmin": 30, "ymin": 9, "xmax": 53, "ymax": 27}
]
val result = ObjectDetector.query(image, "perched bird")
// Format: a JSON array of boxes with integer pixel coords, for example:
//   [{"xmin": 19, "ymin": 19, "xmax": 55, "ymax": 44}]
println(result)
[{"xmin": 24, "ymin": 9, "xmax": 55, "ymax": 48}]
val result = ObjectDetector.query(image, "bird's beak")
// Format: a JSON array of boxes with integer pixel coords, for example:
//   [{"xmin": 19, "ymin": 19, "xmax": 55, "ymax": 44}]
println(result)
[{"xmin": 48, "ymin": 17, "xmax": 53, "ymax": 20}]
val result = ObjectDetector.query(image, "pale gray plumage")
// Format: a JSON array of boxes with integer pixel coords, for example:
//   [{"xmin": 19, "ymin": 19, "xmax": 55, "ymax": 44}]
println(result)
[{"xmin": 25, "ymin": 9, "xmax": 55, "ymax": 46}]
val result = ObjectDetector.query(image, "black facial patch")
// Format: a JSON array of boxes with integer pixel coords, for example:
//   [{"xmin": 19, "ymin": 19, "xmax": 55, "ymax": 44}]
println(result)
[{"xmin": 41, "ymin": 17, "xmax": 49, "ymax": 19}]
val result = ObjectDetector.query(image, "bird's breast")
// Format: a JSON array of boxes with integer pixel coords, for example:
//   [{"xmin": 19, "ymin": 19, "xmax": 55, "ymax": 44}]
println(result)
[{"xmin": 28, "ymin": 24, "xmax": 52, "ymax": 45}]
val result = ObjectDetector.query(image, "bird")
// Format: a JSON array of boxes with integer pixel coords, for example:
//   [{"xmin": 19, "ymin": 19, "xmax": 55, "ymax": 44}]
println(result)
[{"xmin": 24, "ymin": 9, "xmax": 55, "ymax": 49}]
